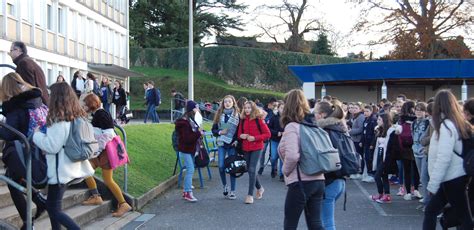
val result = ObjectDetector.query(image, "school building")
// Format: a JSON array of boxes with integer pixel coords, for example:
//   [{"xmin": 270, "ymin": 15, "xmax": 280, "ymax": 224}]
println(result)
[{"xmin": 289, "ymin": 59, "xmax": 474, "ymax": 103}]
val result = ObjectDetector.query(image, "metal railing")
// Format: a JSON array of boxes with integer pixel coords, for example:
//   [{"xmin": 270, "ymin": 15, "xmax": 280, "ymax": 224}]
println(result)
[
  {"xmin": 114, "ymin": 123, "xmax": 128, "ymax": 193},
  {"xmin": 170, "ymin": 98, "xmax": 217, "ymax": 123},
  {"xmin": 0, "ymin": 122, "xmax": 32, "ymax": 230}
]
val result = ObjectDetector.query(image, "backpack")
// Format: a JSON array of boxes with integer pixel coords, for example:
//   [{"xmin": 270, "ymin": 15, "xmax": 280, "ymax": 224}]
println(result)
[
  {"xmin": 194, "ymin": 139, "xmax": 210, "ymax": 168},
  {"xmin": 171, "ymin": 129, "xmax": 179, "ymax": 152},
  {"xmin": 154, "ymin": 88, "xmax": 161, "ymax": 106},
  {"xmin": 327, "ymin": 130, "xmax": 360, "ymax": 177},
  {"xmin": 224, "ymin": 154, "xmax": 248, "ymax": 178},
  {"xmin": 93, "ymin": 81, "xmax": 100, "ymax": 96},
  {"xmin": 299, "ymin": 123, "xmax": 341, "ymax": 175},
  {"xmin": 398, "ymin": 121, "xmax": 413, "ymax": 148},
  {"xmin": 454, "ymin": 130, "xmax": 474, "ymax": 176},
  {"xmin": 63, "ymin": 117, "xmax": 100, "ymax": 162}
]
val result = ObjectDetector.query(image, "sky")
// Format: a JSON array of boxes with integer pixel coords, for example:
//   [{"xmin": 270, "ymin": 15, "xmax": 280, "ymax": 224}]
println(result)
[{"xmin": 212, "ymin": 0, "xmax": 473, "ymax": 58}]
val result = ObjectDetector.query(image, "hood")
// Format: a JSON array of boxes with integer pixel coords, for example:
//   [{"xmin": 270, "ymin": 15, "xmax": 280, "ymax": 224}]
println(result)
[
  {"xmin": 400, "ymin": 114, "xmax": 416, "ymax": 123},
  {"xmin": 299, "ymin": 113, "xmax": 316, "ymax": 127},
  {"xmin": 2, "ymin": 88, "xmax": 43, "ymax": 113},
  {"xmin": 316, "ymin": 117, "xmax": 348, "ymax": 132}
]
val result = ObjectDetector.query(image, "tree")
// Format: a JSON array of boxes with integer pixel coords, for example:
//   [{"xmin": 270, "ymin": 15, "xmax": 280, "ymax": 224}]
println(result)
[
  {"xmin": 129, "ymin": 0, "xmax": 247, "ymax": 48},
  {"xmin": 353, "ymin": 0, "xmax": 474, "ymax": 58},
  {"xmin": 256, "ymin": 0, "xmax": 321, "ymax": 52},
  {"xmin": 389, "ymin": 30, "xmax": 421, "ymax": 59},
  {"xmin": 311, "ymin": 33, "xmax": 335, "ymax": 56}
]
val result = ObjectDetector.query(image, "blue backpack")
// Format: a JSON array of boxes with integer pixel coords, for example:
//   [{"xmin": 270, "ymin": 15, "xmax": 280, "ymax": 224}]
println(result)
[{"xmin": 155, "ymin": 88, "xmax": 161, "ymax": 106}]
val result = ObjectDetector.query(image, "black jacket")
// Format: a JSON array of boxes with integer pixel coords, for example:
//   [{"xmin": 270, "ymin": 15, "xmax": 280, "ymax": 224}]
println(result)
[
  {"xmin": 361, "ymin": 114, "xmax": 377, "ymax": 147},
  {"xmin": 112, "ymin": 87, "xmax": 127, "ymax": 106},
  {"xmin": 91, "ymin": 109, "xmax": 114, "ymax": 130},
  {"xmin": 268, "ymin": 113, "xmax": 283, "ymax": 142}
]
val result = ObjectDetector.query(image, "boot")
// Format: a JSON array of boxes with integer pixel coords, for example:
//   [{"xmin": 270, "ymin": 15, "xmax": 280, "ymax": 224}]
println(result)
[
  {"xmin": 112, "ymin": 202, "xmax": 132, "ymax": 217},
  {"xmin": 82, "ymin": 194, "xmax": 104, "ymax": 205}
]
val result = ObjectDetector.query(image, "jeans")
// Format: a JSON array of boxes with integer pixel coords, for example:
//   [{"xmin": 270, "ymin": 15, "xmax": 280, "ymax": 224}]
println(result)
[
  {"xmin": 322, "ymin": 179, "xmax": 345, "ymax": 230},
  {"xmin": 403, "ymin": 159, "xmax": 419, "ymax": 192},
  {"xmin": 354, "ymin": 141, "xmax": 363, "ymax": 174},
  {"xmin": 284, "ymin": 180, "xmax": 325, "ymax": 230},
  {"xmin": 47, "ymin": 184, "xmax": 80, "ymax": 230},
  {"xmin": 218, "ymin": 146, "xmax": 236, "ymax": 191},
  {"xmin": 423, "ymin": 176, "xmax": 472, "ymax": 230},
  {"xmin": 244, "ymin": 150, "xmax": 262, "ymax": 196},
  {"xmin": 270, "ymin": 140, "xmax": 283, "ymax": 176},
  {"xmin": 419, "ymin": 156, "xmax": 431, "ymax": 205},
  {"xmin": 397, "ymin": 160, "xmax": 404, "ymax": 185},
  {"xmin": 144, "ymin": 103, "xmax": 159, "ymax": 123},
  {"xmin": 102, "ymin": 101, "xmax": 110, "ymax": 114},
  {"xmin": 179, "ymin": 152, "xmax": 195, "ymax": 192},
  {"xmin": 259, "ymin": 141, "xmax": 270, "ymax": 170}
]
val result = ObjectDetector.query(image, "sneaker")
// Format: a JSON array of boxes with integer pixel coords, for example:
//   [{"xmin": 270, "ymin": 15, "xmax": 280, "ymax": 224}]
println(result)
[
  {"xmin": 112, "ymin": 202, "xmax": 132, "ymax": 217},
  {"xmin": 279, "ymin": 175, "xmax": 284, "ymax": 182},
  {"xmin": 256, "ymin": 187, "xmax": 265, "ymax": 200},
  {"xmin": 245, "ymin": 195, "xmax": 254, "ymax": 204},
  {"xmin": 396, "ymin": 187, "xmax": 406, "ymax": 196},
  {"xmin": 258, "ymin": 167, "xmax": 264, "ymax": 175},
  {"xmin": 362, "ymin": 176, "xmax": 375, "ymax": 183},
  {"xmin": 271, "ymin": 170, "xmax": 276, "ymax": 178},
  {"xmin": 82, "ymin": 195, "xmax": 104, "ymax": 206},
  {"xmin": 389, "ymin": 176, "xmax": 399, "ymax": 185},
  {"xmin": 350, "ymin": 174, "xmax": 361, "ymax": 180},
  {"xmin": 227, "ymin": 191, "xmax": 237, "ymax": 200},
  {"xmin": 403, "ymin": 193, "xmax": 413, "ymax": 201},
  {"xmin": 183, "ymin": 192, "xmax": 198, "ymax": 202},
  {"xmin": 370, "ymin": 194, "xmax": 383, "ymax": 201},
  {"xmin": 376, "ymin": 194, "xmax": 392, "ymax": 204},
  {"xmin": 223, "ymin": 185, "xmax": 229, "ymax": 197},
  {"xmin": 413, "ymin": 190, "xmax": 423, "ymax": 199},
  {"xmin": 419, "ymin": 198, "xmax": 425, "ymax": 203}
]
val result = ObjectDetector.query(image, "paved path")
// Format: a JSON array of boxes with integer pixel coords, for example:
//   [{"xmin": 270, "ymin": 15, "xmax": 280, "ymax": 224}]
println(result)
[{"xmin": 127, "ymin": 166, "xmax": 426, "ymax": 230}]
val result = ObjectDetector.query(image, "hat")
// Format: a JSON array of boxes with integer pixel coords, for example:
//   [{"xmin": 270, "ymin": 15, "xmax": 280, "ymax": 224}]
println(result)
[{"xmin": 186, "ymin": 100, "xmax": 197, "ymax": 113}]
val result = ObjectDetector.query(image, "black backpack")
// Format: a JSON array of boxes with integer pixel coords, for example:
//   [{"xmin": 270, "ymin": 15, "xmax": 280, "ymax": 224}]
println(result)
[
  {"xmin": 224, "ymin": 154, "xmax": 248, "ymax": 178},
  {"xmin": 326, "ymin": 129, "xmax": 360, "ymax": 177},
  {"xmin": 171, "ymin": 130, "xmax": 179, "ymax": 152},
  {"xmin": 454, "ymin": 131, "xmax": 474, "ymax": 176},
  {"xmin": 154, "ymin": 88, "xmax": 161, "ymax": 106}
]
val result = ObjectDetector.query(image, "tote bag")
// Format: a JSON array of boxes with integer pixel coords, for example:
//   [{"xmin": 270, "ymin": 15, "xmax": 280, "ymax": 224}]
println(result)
[{"xmin": 105, "ymin": 135, "xmax": 130, "ymax": 169}]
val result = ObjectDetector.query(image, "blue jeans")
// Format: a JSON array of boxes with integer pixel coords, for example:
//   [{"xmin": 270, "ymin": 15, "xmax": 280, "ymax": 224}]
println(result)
[
  {"xmin": 103, "ymin": 101, "xmax": 110, "ymax": 114},
  {"xmin": 270, "ymin": 140, "xmax": 283, "ymax": 176},
  {"xmin": 144, "ymin": 104, "xmax": 159, "ymax": 123},
  {"xmin": 218, "ymin": 146, "xmax": 236, "ymax": 191},
  {"xmin": 244, "ymin": 150, "xmax": 262, "ymax": 196},
  {"xmin": 259, "ymin": 141, "xmax": 270, "ymax": 170},
  {"xmin": 284, "ymin": 180, "xmax": 325, "ymax": 230},
  {"xmin": 418, "ymin": 156, "xmax": 431, "ymax": 205},
  {"xmin": 47, "ymin": 184, "xmax": 80, "ymax": 230},
  {"xmin": 179, "ymin": 152, "xmax": 195, "ymax": 192},
  {"xmin": 322, "ymin": 179, "xmax": 345, "ymax": 230}
]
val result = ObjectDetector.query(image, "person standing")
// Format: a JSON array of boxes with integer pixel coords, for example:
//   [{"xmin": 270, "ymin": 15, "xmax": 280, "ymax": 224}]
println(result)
[
  {"xmin": 99, "ymin": 77, "xmax": 113, "ymax": 114},
  {"xmin": 71, "ymin": 71, "xmax": 85, "ymax": 98},
  {"xmin": 172, "ymin": 89, "xmax": 186, "ymax": 119},
  {"xmin": 9, "ymin": 41, "xmax": 49, "ymax": 104},
  {"xmin": 112, "ymin": 80, "xmax": 127, "ymax": 120},
  {"xmin": 144, "ymin": 81, "xmax": 160, "ymax": 123},
  {"xmin": 258, "ymin": 98, "xmax": 277, "ymax": 175}
]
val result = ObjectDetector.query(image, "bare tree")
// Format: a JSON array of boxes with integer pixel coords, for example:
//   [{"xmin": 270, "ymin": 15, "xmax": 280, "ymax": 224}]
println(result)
[
  {"xmin": 353, "ymin": 0, "xmax": 474, "ymax": 58},
  {"xmin": 256, "ymin": 0, "xmax": 322, "ymax": 52}
]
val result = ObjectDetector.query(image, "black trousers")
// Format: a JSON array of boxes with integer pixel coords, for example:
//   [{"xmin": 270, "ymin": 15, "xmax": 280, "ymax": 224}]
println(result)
[{"xmin": 284, "ymin": 180, "xmax": 325, "ymax": 230}]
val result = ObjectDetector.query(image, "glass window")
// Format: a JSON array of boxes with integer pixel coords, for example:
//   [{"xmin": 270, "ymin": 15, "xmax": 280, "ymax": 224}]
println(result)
[
  {"xmin": 34, "ymin": 0, "xmax": 44, "ymax": 27},
  {"xmin": 47, "ymin": 4, "xmax": 52, "ymax": 30},
  {"xmin": 20, "ymin": 0, "xmax": 31, "ymax": 22},
  {"xmin": 7, "ymin": 3, "xmax": 15, "ymax": 16},
  {"xmin": 58, "ymin": 7, "xmax": 64, "ymax": 34}
]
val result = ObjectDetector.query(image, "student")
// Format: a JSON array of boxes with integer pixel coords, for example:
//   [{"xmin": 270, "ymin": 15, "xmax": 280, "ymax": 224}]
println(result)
[
  {"xmin": 112, "ymin": 80, "xmax": 127, "ymax": 120},
  {"xmin": 258, "ymin": 98, "xmax": 277, "ymax": 175},
  {"xmin": 71, "ymin": 70, "xmax": 85, "ymax": 98},
  {"xmin": 348, "ymin": 102, "xmax": 365, "ymax": 179},
  {"xmin": 237, "ymin": 101, "xmax": 270, "ymax": 204},
  {"xmin": 56, "ymin": 75, "xmax": 65, "ymax": 83},
  {"xmin": 464, "ymin": 98, "xmax": 474, "ymax": 124},
  {"xmin": 80, "ymin": 94, "xmax": 132, "ymax": 217},
  {"xmin": 314, "ymin": 100, "xmax": 347, "ymax": 230},
  {"xmin": 175, "ymin": 100, "xmax": 202, "ymax": 202},
  {"xmin": 360, "ymin": 105, "xmax": 377, "ymax": 182},
  {"xmin": 0, "ymin": 73, "xmax": 47, "ymax": 230},
  {"xmin": 370, "ymin": 113, "xmax": 398, "ymax": 204},
  {"xmin": 278, "ymin": 89, "xmax": 325, "ymax": 230},
  {"xmin": 33, "ymin": 82, "xmax": 94, "ymax": 230},
  {"xmin": 99, "ymin": 77, "xmax": 114, "ymax": 114},
  {"xmin": 420, "ymin": 102, "xmax": 434, "ymax": 208},
  {"xmin": 268, "ymin": 102, "xmax": 285, "ymax": 180},
  {"xmin": 423, "ymin": 90, "xmax": 473, "ymax": 230},
  {"xmin": 411, "ymin": 102, "xmax": 429, "ymax": 201},
  {"xmin": 212, "ymin": 95, "xmax": 240, "ymax": 200}
]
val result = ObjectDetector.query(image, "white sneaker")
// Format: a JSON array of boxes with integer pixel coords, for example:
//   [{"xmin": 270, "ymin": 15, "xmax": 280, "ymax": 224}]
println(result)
[
  {"xmin": 223, "ymin": 185, "xmax": 229, "ymax": 197},
  {"xmin": 403, "ymin": 193, "xmax": 413, "ymax": 201},
  {"xmin": 362, "ymin": 176, "xmax": 375, "ymax": 183},
  {"xmin": 350, "ymin": 174, "xmax": 362, "ymax": 180},
  {"xmin": 419, "ymin": 198, "xmax": 424, "ymax": 203},
  {"xmin": 413, "ymin": 190, "xmax": 423, "ymax": 199},
  {"xmin": 227, "ymin": 191, "xmax": 237, "ymax": 200}
]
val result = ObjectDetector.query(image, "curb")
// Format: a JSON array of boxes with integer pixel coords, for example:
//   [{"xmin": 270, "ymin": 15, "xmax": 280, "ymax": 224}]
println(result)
[{"xmin": 131, "ymin": 174, "xmax": 179, "ymax": 210}]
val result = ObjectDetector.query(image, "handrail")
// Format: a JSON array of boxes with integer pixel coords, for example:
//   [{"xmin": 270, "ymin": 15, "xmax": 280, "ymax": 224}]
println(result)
[
  {"xmin": 114, "ymin": 124, "xmax": 128, "ymax": 193},
  {"xmin": 0, "ymin": 64, "xmax": 16, "ymax": 70},
  {"xmin": 170, "ymin": 98, "xmax": 217, "ymax": 122},
  {"xmin": 0, "ymin": 122, "xmax": 32, "ymax": 230}
]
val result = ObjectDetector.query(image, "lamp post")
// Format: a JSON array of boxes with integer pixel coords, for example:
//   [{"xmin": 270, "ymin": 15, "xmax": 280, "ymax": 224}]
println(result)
[
  {"xmin": 321, "ymin": 84, "xmax": 326, "ymax": 98},
  {"xmin": 462, "ymin": 80, "xmax": 467, "ymax": 102},
  {"xmin": 188, "ymin": 0, "xmax": 194, "ymax": 100}
]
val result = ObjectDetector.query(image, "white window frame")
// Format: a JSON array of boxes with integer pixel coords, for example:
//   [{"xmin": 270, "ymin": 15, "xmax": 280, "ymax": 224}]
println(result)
[{"xmin": 58, "ymin": 6, "xmax": 65, "ymax": 34}]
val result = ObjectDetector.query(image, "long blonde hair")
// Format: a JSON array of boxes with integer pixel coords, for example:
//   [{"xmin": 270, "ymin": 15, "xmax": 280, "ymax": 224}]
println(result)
[
  {"xmin": 280, "ymin": 89, "xmax": 310, "ymax": 127},
  {"xmin": 0, "ymin": 72, "xmax": 36, "ymax": 101},
  {"xmin": 213, "ymin": 95, "xmax": 239, "ymax": 124},
  {"xmin": 47, "ymin": 82, "xmax": 86, "ymax": 126},
  {"xmin": 240, "ymin": 101, "xmax": 261, "ymax": 120}
]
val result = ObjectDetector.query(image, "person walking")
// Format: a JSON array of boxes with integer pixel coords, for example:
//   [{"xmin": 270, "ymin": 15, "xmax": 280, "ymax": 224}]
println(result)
[
  {"xmin": 172, "ymin": 89, "xmax": 186, "ymax": 119},
  {"xmin": 9, "ymin": 41, "xmax": 49, "ymax": 104},
  {"xmin": 71, "ymin": 71, "xmax": 85, "ymax": 98},
  {"xmin": 32, "ymin": 82, "xmax": 94, "ymax": 230},
  {"xmin": 99, "ymin": 77, "xmax": 114, "ymax": 114},
  {"xmin": 268, "ymin": 102, "xmax": 285, "ymax": 180},
  {"xmin": 237, "ymin": 101, "xmax": 270, "ymax": 204},
  {"xmin": 278, "ymin": 89, "xmax": 325, "ymax": 230},
  {"xmin": 112, "ymin": 80, "xmax": 127, "ymax": 120},
  {"xmin": 144, "ymin": 81, "xmax": 159, "ymax": 123}
]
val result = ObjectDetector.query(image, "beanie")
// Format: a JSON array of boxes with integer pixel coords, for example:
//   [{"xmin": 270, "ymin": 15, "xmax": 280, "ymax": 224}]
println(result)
[{"xmin": 186, "ymin": 100, "xmax": 197, "ymax": 113}]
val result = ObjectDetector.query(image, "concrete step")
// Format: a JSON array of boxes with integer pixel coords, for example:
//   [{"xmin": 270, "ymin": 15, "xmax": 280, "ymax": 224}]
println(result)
[
  {"xmin": 34, "ymin": 200, "xmax": 112, "ymax": 230},
  {"xmin": 0, "ymin": 188, "xmax": 89, "ymax": 228},
  {"xmin": 0, "ymin": 186, "xmax": 13, "ymax": 209},
  {"xmin": 83, "ymin": 211, "xmax": 141, "ymax": 230}
]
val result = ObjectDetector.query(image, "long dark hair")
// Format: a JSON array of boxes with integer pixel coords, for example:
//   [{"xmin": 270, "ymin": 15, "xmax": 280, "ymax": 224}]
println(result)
[
  {"xmin": 47, "ymin": 82, "xmax": 86, "ymax": 126},
  {"xmin": 432, "ymin": 90, "xmax": 470, "ymax": 140},
  {"xmin": 377, "ymin": 113, "xmax": 392, "ymax": 138}
]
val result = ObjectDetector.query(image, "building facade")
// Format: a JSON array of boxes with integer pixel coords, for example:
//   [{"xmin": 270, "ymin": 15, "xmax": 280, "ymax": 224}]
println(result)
[{"xmin": 0, "ymin": 0, "xmax": 136, "ymax": 115}]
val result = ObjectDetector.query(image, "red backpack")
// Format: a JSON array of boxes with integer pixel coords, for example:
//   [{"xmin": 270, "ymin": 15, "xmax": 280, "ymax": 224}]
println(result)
[{"xmin": 398, "ymin": 122, "xmax": 413, "ymax": 149}]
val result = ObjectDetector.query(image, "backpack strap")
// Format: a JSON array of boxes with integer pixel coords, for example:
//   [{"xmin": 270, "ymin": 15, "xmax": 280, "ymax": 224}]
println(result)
[{"xmin": 255, "ymin": 119, "xmax": 262, "ymax": 134}]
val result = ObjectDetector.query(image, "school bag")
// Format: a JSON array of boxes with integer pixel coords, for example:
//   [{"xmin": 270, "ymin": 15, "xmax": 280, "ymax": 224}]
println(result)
[
  {"xmin": 171, "ymin": 130, "xmax": 179, "ymax": 152},
  {"xmin": 299, "ymin": 122, "xmax": 341, "ymax": 175},
  {"xmin": 327, "ymin": 130, "xmax": 360, "ymax": 177},
  {"xmin": 224, "ymin": 154, "xmax": 248, "ymax": 178},
  {"xmin": 398, "ymin": 121, "xmax": 413, "ymax": 148},
  {"xmin": 63, "ymin": 117, "xmax": 100, "ymax": 162},
  {"xmin": 453, "ymin": 129, "xmax": 474, "ymax": 176},
  {"xmin": 194, "ymin": 138, "xmax": 210, "ymax": 168},
  {"xmin": 154, "ymin": 88, "xmax": 161, "ymax": 106}
]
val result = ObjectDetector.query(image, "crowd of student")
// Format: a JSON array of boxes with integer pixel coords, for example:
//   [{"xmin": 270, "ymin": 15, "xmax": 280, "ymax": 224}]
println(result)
[
  {"xmin": 1, "ymin": 41, "xmax": 131, "ymax": 230},
  {"xmin": 175, "ymin": 88, "xmax": 474, "ymax": 230}
]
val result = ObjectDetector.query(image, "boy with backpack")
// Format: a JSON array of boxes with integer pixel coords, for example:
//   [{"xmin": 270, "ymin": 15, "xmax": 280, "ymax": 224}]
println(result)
[{"xmin": 144, "ymin": 81, "xmax": 160, "ymax": 123}]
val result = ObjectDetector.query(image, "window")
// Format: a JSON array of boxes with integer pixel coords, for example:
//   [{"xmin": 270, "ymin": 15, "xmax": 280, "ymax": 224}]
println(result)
[
  {"xmin": 58, "ymin": 7, "xmax": 64, "ymax": 34},
  {"xmin": 20, "ymin": 0, "xmax": 31, "ymax": 22},
  {"xmin": 7, "ymin": 3, "xmax": 15, "ymax": 16},
  {"xmin": 34, "ymin": 0, "xmax": 44, "ymax": 27},
  {"xmin": 47, "ymin": 4, "xmax": 52, "ymax": 30}
]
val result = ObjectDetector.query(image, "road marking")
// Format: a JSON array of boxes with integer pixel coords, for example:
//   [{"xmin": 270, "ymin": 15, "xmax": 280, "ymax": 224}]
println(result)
[{"xmin": 353, "ymin": 180, "xmax": 388, "ymax": 217}]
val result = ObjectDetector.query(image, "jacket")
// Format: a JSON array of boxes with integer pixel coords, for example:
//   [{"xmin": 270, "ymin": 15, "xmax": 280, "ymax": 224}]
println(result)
[
  {"xmin": 395, "ymin": 115, "xmax": 416, "ymax": 160},
  {"xmin": 237, "ymin": 116, "xmax": 271, "ymax": 152},
  {"xmin": 100, "ymin": 83, "xmax": 114, "ymax": 104},
  {"xmin": 175, "ymin": 117, "xmax": 201, "ymax": 154},
  {"xmin": 316, "ymin": 117, "xmax": 348, "ymax": 185},
  {"xmin": 13, "ymin": 54, "xmax": 49, "ymax": 104},
  {"xmin": 372, "ymin": 127, "xmax": 399, "ymax": 174},
  {"xmin": 411, "ymin": 118, "xmax": 430, "ymax": 158},
  {"xmin": 427, "ymin": 119, "xmax": 465, "ymax": 194},
  {"xmin": 33, "ymin": 121, "xmax": 94, "ymax": 184},
  {"xmin": 361, "ymin": 114, "xmax": 377, "ymax": 147},
  {"xmin": 112, "ymin": 87, "xmax": 127, "ymax": 106},
  {"xmin": 278, "ymin": 122, "xmax": 325, "ymax": 185},
  {"xmin": 349, "ymin": 113, "xmax": 365, "ymax": 142},
  {"xmin": 268, "ymin": 113, "xmax": 284, "ymax": 142}
]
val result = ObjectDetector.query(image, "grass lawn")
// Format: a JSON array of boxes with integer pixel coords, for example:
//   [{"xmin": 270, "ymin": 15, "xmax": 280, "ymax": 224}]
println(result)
[{"xmin": 97, "ymin": 122, "xmax": 212, "ymax": 197}]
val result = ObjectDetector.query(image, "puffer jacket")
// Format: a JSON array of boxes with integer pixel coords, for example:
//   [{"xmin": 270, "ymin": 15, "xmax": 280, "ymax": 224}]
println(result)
[
  {"xmin": 349, "ymin": 113, "xmax": 365, "ymax": 142},
  {"xmin": 237, "ymin": 116, "xmax": 271, "ymax": 152}
]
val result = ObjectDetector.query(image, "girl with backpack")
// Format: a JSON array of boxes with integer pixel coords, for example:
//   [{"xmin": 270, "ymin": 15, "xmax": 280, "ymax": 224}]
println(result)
[
  {"xmin": 268, "ymin": 102, "xmax": 285, "ymax": 181},
  {"xmin": 0, "ymin": 73, "xmax": 47, "ymax": 230},
  {"xmin": 370, "ymin": 113, "xmax": 399, "ymax": 204},
  {"xmin": 423, "ymin": 90, "xmax": 473, "ymax": 230},
  {"xmin": 33, "ymin": 82, "xmax": 94, "ymax": 230},
  {"xmin": 80, "ymin": 94, "xmax": 132, "ymax": 217},
  {"xmin": 314, "ymin": 100, "xmax": 349, "ymax": 230},
  {"xmin": 237, "ymin": 101, "xmax": 270, "ymax": 204},
  {"xmin": 348, "ymin": 102, "xmax": 365, "ymax": 180},
  {"xmin": 211, "ymin": 95, "xmax": 240, "ymax": 200},
  {"xmin": 278, "ymin": 89, "xmax": 325, "ymax": 230},
  {"xmin": 175, "ymin": 100, "xmax": 202, "ymax": 202}
]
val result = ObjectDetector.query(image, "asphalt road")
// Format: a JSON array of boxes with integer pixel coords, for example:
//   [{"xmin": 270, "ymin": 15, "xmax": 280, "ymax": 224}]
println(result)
[{"xmin": 129, "ymin": 166, "xmax": 426, "ymax": 230}]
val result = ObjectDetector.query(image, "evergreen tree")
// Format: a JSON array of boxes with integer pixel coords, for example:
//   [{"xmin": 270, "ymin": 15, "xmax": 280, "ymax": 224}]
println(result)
[{"xmin": 311, "ymin": 33, "xmax": 334, "ymax": 56}]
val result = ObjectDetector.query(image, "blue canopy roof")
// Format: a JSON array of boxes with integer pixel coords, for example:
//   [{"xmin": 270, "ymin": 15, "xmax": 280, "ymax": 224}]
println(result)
[{"xmin": 288, "ymin": 59, "xmax": 474, "ymax": 83}]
